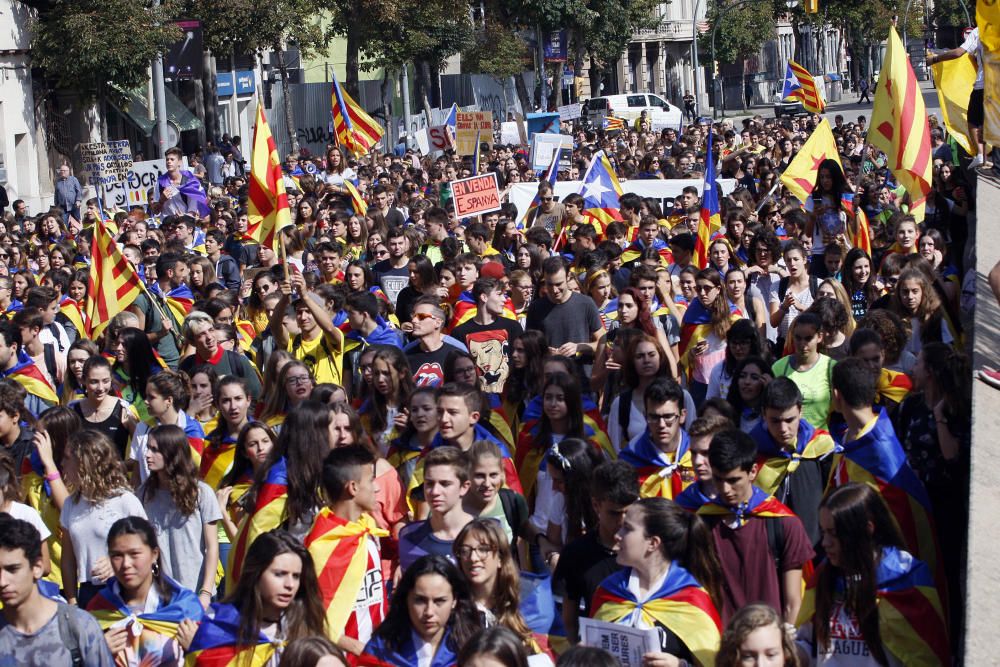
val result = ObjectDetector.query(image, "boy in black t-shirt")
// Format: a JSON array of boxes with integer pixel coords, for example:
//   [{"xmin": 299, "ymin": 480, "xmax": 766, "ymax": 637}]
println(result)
[{"xmin": 552, "ymin": 461, "xmax": 639, "ymax": 644}]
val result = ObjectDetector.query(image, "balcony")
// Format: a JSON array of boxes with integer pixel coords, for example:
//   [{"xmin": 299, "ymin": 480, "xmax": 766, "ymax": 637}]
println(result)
[{"xmin": 633, "ymin": 19, "xmax": 695, "ymax": 42}]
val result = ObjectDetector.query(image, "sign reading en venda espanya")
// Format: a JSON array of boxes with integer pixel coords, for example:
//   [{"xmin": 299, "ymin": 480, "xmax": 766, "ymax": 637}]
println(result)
[{"xmin": 451, "ymin": 172, "xmax": 502, "ymax": 217}]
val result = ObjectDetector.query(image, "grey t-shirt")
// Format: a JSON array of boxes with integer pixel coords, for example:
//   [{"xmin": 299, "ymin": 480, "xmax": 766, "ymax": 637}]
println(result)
[
  {"xmin": 139, "ymin": 481, "xmax": 223, "ymax": 591},
  {"xmin": 525, "ymin": 292, "xmax": 603, "ymax": 349},
  {"xmin": 0, "ymin": 603, "xmax": 115, "ymax": 667}
]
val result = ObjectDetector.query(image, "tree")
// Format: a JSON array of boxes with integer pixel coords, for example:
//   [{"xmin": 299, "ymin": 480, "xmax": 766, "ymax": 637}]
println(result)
[
  {"xmin": 188, "ymin": 0, "xmax": 330, "ymax": 152},
  {"xmin": 700, "ymin": 0, "xmax": 775, "ymax": 110},
  {"xmin": 26, "ymin": 0, "xmax": 180, "ymax": 95},
  {"xmin": 464, "ymin": 20, "xmax": 532, "ymax": 113}
]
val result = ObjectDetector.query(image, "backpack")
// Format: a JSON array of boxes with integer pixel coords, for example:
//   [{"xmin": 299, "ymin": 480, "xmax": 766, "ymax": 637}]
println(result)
[
  {"xmin": 55, "ymin": 603, "xmax": 84, "ymax": 667},
  {"xmin": 763, "ymin": 516, "xmax": 786, "ymax": 576},
  {"xmin": 498, "ymin": 488, "xmax": 530, "ymax": 543},
  {"xmin": 778, "ymin": 274, "xmax": 819, "ymax": 302}
]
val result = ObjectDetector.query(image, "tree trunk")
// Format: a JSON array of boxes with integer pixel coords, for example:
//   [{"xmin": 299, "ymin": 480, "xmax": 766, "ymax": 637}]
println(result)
[
  {"xmin": 514, "ymin": 73, "xmax": 531, "ymax": 115},
  {"xmin": 418, "ymin": 59, "xmax": 435, "ymax": 123},
  {"xmin": 381, "ymin": 69, "xmax": 394, "ymax": 148},
  {"xmin": 346, "ymin": 15, "xmax": 361, "ymax": 96},
  {"xmin": 202, "ymin": 50, "xmax": 219, "ymax": 143},
  {"xmin": 274, "ymin": 46, "xmax": 299, "ymax": 154}
]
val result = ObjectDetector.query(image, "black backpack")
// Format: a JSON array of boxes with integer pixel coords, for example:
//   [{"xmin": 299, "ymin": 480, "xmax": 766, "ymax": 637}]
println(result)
[
  {"xmin": 55, "ymin": 603, "xmax": 84, "ymax": 667},
  {"xmin": 777, "ymin": 274, "xmax": 819, "ymax": 302}
]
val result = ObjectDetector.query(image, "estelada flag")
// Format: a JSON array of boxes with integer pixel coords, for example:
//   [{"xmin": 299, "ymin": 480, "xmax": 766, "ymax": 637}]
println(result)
[
  {"xmin": 247, "ymin": 103, "xmax": 293, "ymax": 251},
  {"xmin": 869, "ymin": 26, "xmax": 933, "ymax": 222},
  {"xmin": 930, "ymin": 54, "xmax": 977, "ymax": 158},
  {"xmin": 227, "ymin": 457, "xmax": 288, "ymax": 593},
  {"xmin": 619, "ymin": 430, "xmax": 694, "ymax": 500},
  {"xmin": 782, "ymin": 60, "xmax": 826, "ymax": 113},
  {"xmin": 2, "ymin": 351, "xmax": 58, "ymax": 407},
  {"xmin": 515, "ymin": 419, "xmax": 613, "ymax": 502},
  {"xmin": 780, "ymin": 118, "xmax": 842, "ymax": 204},
  {"xmin": 797, "ymin": 546, "xmax": 950, "ymax": 665},
  {"xmin": 331, "ymin": 73, "xmax": 385, "ymax": 157},
  {"xmin": 305, "ymin": 508, "xmax": 388, "ymax": 642},
  {"xmin": 621, "ymin": 237, "xmax": 674, "ymax": 267},
  {"xmin": 88, "ymin": 575, "xmax": 203, "ymax": 636},
  {"xmin": 358, "ymin": 629, "xmax": 459, "ymax": 667},
  {"xmin": 185, "ymin": 602, "xmax": 279, "ymax": 666},
  {"xmin": 578, "ymin": 150, "xmax": 625, "ymax": 228},
  {"xmin": 878, "ymin": 367, "xmax": 914, "ymax": 405},
  {"xmin": 85, "ymin": 217, "xmax": 143, "ymax": 340},
  {"xmin": 750, "ymin": 420, "xmax": 837, "ymax": 497},
  {"xmin": 694, "ymin": 131, "xmax": 722, "ymax": 268},
  {"xmin": 697, "ymin": 485, "xmax": 797, "ymax": 526},
  {"xmin": 149, "ymin": 282, "xmax": 195, "ymax": 331},
  {"xmin": 199, "ymin": 435, "xmax": 238, "ymax": 490},
  {"xmin": 592, "ymin": 563, "xmax": 722, "ymax": 667},
  {"xmin": 827, "ymin": 409, "xmax": 943, "ymax": 588}
]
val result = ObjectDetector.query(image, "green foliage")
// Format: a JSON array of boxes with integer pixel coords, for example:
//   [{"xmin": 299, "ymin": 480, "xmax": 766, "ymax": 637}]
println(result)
[
  {"xmin": 928, "ymin": 0, "xmax": 970, "ymax": 28},
  {"xmin": 360, "ymin": 0, "xmax": 474, "ymax": 71},
  {"xmin": 188, "ymin": 0, "xmax": 327, "ymax": 56},
  {"xmin": 464, "ymin": 20, "xmax": 530, "ymax": 80},
  {"xmin": 581, "ymin": 0, "xmax": 661, "ymax": 67},
  {"xmin": 29, "ymin": 0, "xmax": 181, "ymax": 93},
  {"xmin": 699, "ymin": 0, "xmax": 776, "ymax": 66}
]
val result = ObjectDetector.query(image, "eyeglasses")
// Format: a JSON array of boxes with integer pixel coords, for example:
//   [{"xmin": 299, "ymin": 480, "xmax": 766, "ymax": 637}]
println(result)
[
  {"xmin": 413, "ymin": 312, "xmax": 439, "ymax": 322},
  {"xmin": 646, "ymin": 412, "xmax": 681, "ymax": 425},
  {"xmin": 375, "ymin": 250, "xmax": 389, "ymax": 257},
  {"xmin": 286, "ymin": 375, "xmax": 312, "ymax": 385},
  {"xmin": 694, "ymin": 284, "xmax": 717, "ymax": 293},
  {"xmin": 457, "ymin": 545, "xmax": 495, "ymax": 560}
]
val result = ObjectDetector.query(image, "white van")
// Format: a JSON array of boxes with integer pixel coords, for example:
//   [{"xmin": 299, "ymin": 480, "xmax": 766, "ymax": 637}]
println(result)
[{"xmin": 584, "ymin": 94, "xmax": 683, "ymax": 131}]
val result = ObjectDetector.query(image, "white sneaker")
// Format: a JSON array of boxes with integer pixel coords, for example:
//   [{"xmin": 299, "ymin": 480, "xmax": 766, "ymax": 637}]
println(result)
[{"xmin": 969, "ymin": 155, "xmax": 984, "ymax": 168}]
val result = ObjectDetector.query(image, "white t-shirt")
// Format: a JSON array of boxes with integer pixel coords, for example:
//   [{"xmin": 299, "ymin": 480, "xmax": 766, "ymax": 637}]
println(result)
[
  {"xmin": 129, "ymin": 411, "xmax": 199, "ymax": 483},
  {"xmin": 3, "ymin": 501, "xmax": 51, "ymax": 541},
  {"xmin": 796, "ymin": 602, "xmax": 905, "ymax": 666},
  {"xmin": 324, "ymin": 167, "xmax": 357, "ymax": 188},
  {"xmin": 529, "ymin": 439, "xmax": 566, "ymax": 535},
  {"xmin": 961, "ymin": 28, "xmax": 984, "ymax": 90},
  {"xmin": 770, "ymin": 281, "xmax": 815, "ymax": 338},
  {"xmin": 60, "ymin": 491, "xmax": 147, "ymax": 584}
]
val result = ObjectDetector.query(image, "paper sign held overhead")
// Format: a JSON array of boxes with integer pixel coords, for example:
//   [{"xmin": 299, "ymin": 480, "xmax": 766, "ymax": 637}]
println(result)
[
  {"xmin": 80, "ymin": 140, "xmax": 133, "ymax": 186},
  {"xmin": 530, "ymin": 133, "xmax": 573, "ymax": 172},
  {"xmin": 451, "ymin": 173, "xmax": 502, "ymax": 218},
  {"xmin": 557, "ymin": 103, "xmax": 583, "ymax": 121},
  {"xmin": 455, "ymin": 111, "xmax": 493, "ymax": 155}
]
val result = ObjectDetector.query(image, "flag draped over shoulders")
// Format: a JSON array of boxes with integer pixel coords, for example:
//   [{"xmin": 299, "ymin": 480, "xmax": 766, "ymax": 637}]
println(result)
[
  {"xmin": 2, "ymin": 350, "xmax": 59, "ymax": 406},
  {"xmin": 186, "ymin": 602, "xmax": 280, "ymax": 666},
  {"xmin": 87, "ymin": 576, "xmax": 204, "ymax": 636},
  {"xmin": 592, "ymin": 565, "xmax": 721, "ymax": 667},
  {"xmin": 797, "ymin": 547, "xmax": 949, "ymax": 666},
  {"xmin": 359, "ymin": 629, "xmax": 459, "ymax": 667},
  {"xmin": 697, "ymin": 485, "xmax": 796, "ymax": 526},
  {"xmin": 304, "ymin": 508, "xmax": 388, "ymax": 641},
  {"xmin": 227, "ymin": 457, "xmax": 289, "ymax": 593},
  {"xmin": 750, "ymin": 420, "xmax": 837, "ymax": 496},
  {"xmin": 619, "ymin": 430, "xmax": 693, "ymax": 499}
]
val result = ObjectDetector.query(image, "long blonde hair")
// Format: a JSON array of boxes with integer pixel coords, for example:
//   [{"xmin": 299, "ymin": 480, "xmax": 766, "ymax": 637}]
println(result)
[{"xmin": 69, "ymin": 430, "xmax": 130, "ymax": 503}]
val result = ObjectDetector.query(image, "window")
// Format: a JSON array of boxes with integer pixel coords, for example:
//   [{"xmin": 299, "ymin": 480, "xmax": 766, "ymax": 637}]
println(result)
[{"xmin": 627, "ymin": 95, "xmax": 647, "ymax": 107}]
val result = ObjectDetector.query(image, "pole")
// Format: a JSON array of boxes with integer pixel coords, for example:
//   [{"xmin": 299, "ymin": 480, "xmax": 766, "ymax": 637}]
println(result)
[
  {"xmin": 536, "ymin": 26, "xmax": 548, "ymax": 110},
  {"xmin": 692, "ymin": 0, "xmax": 701, "ymax": 118},
  {"xmin": 151, "ymin": 0, "xmax": 169, "ymax": 157},
  {"xmin": 401, "ymin": 64, "xmax": 413, "ymax": 150}
]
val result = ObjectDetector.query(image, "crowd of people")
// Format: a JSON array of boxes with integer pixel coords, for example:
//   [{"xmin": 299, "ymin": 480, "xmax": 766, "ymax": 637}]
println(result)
[{"xmin": 0, "ymin": 104, "xmax": 972, "ymax": 667}]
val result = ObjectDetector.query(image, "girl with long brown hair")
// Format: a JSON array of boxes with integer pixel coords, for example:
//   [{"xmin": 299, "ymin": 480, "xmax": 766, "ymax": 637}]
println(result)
[
  {"xmin": 139, "ymin": 423, "xmax": 222, "ymax": 606},
  {"xmin": 682, "ymin": 268, "xmax": 739, "ymax": 407}
]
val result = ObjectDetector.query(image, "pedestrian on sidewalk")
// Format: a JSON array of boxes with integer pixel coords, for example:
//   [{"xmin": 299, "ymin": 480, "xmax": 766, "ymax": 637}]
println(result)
[{"xmin": 858, "ymin": 77, "xmax": 871, "ymax": 103}]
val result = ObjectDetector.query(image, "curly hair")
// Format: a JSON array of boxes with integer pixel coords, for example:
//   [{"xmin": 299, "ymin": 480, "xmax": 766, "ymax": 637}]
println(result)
[
  {"xmin": 717, "ymin": 604, "xmax": 799, "ymax": 667},
  {"xmin": 69, "ymin": 429, "xmax": 130, "ymax": 503},
  {"xmin": 142, "ymin": 424, "xmax": 200, "ymax": 516}
]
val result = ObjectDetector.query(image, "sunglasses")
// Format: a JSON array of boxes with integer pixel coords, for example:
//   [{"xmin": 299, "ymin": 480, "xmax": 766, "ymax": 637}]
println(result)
[
  {"xmin": 413, "ymin": 312, "xmax": 438, "ymax": 322},
  {"xmin": 541, "ymin": 197, "xmax": 553, "ymax": 202}
]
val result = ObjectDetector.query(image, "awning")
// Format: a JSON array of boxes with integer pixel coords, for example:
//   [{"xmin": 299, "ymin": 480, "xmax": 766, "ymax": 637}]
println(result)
[{"xmin": 111, "ymin": 85, "xmax": 203, "ymax": 136}]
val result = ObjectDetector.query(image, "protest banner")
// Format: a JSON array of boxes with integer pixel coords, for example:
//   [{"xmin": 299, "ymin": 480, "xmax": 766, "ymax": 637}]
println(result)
[
  {"xmin": 508, "ymin": 178, "xmax": 738, "ymax": 224},
  {"xmin": 80, "ymin": 140, "xmax": 133, "ymax": 187},
  {"xmin": 452, "ymin": 173, "xmax": 501, "ymax": 217},
  {"xmin": 530, "ymin": 133, "xmax": 573, "ymax": 172},
  {"xmin": 456, "ymin": 111, "xmax": 493, "ymax": 155},
  {"xmin": 428, "ymin": 125, "xmax": 453, "ymax": 152},
  {"xmin": 579, "ymin": 617, "xmax": 659, "ymax": 667},
  {"xmin": 557, "ymin": 103, "xmax": 583, "ymax": 121}
]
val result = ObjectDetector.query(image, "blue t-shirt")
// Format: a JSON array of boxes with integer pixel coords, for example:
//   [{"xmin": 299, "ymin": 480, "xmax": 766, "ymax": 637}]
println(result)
[{"xmin": 398, "ymin": 520, "xmax": 457, "ymax": 571}]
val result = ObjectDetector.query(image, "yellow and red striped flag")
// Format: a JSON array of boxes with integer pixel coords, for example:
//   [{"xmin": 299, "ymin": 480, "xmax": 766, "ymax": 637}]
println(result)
[
  {"xmin": 783, "ymin": 60, "xmax": 825, "ymax": 113},
  {"xmin": 344, "ymin": 179, "xmax": 368, "ymax": 217},
  {"xmin": 85, "ymin": 218, "xmax": 143, "ymax": 339},
  {"xmin": 332, "ymin": 73, "xmax": 384, "ymax": 157},
  {"xmin": 305, "ymin": 509, "xmax": 388, "ymax": 641},
  {"xmin": 869, "ymin": 26, "xmax": 933, "ymax": 222},
  {"xmin": 247, "ymin": 103, "xmax": 292, "ymax": 251}
]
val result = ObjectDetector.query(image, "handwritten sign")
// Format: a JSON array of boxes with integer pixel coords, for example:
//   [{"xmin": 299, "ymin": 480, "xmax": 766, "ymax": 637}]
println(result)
[
  {"xmin": 558, "ymin": 103, "xmax": 583, "ymax": 121},
  {"xmin": 579, "ymin": 618, "xmax": 659, "ymax": 667},
  {"xmin": 455, "ymin": 111, "xmax": 493, "ymax": 155},
  {"xmin": 428, "ymin": 125, "xmax": 452, "ymax": 152},
  {"xmin": 451, "ymin": 173, "xmax": 501, "ymax": 218},
  {"xmin": 80, "ymin": 140, "xmax": 133, "ymax": 186},
  {"xmin": 530, "ymin": 133, "xmax": 573, "ymax": 172}
]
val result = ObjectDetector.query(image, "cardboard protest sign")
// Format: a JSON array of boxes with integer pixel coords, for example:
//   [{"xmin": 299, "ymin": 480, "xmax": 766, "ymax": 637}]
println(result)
[
  {"xmin": 80, "ymin": 140, "xmax": 133, "ymax": 187},
  {"xmin": 451, "ymin": 173, "xmax": 501, "ymax": 217},
  {"xmin": 428, "ymin": 125, "xmax": 453, "ymax": 152},
  {"xmin": 455, "ymin": 111, "xmax": 493, "ymax": 155},
  {"xmin": 530, "ymin": 133, "xmax": 573, "ymax": 172},
  {"xmin": 558, "ymin": 103, "xmax": 583, "ymax": 121}
]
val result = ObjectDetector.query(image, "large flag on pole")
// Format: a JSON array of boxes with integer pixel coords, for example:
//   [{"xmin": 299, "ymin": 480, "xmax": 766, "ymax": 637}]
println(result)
[
  {"xmin": 331, "ymin": 73, "xmax": 385, "ymax": 157},
  {"xmin": 247, "ymin": 103, "xmax": 292, "ymax": 251},
  {"xmin": 780, "ymin": 118, "xmax": 842, "ymax": 204},
  {"xmin": 694, "ymin": 131, "xmax": 722, "ymax": 269},
  {"xmin": 930, "ymin": 55, "xmax": 976, "ymax": 157},
  {"xmin": 869, "ymin": 26, "xmax": 932, "ymax": 222},
  {"xmin": 85, "ymin": 217, "xmax": 143, "ymax": 339},
  {"xmin": 782, "ymin": 60, "xmax": 826, "ymax": 113}
]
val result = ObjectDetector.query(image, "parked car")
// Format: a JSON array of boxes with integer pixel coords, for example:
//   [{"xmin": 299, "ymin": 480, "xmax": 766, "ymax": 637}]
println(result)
[
  {"xmin": 773, "ymin": 94, "xmax": 806, "ymax": 118},
  {"xmin": 583, "ymin": 94, "xmax": 683, "ymax": 130}
]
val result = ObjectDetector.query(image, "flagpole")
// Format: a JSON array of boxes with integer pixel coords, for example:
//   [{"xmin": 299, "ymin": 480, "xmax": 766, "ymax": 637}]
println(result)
[{"xmin": 755, "ymin": 181, "xmax": 782, "ymax": 212}]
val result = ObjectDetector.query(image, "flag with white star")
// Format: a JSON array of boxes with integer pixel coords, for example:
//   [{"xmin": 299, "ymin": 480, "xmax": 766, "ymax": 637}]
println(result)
[{"xmin": 578, "ymin": 150, "xmax": 624, "ymax": 228}]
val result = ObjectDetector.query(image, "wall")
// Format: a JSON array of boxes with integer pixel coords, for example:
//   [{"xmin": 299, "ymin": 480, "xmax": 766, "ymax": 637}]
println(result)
[{"xmin": 0, "ymin": 0, "xmax": 47, "ymax": 212}]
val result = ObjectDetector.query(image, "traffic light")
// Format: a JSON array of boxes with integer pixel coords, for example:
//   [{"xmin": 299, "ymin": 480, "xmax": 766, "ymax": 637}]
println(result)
[{"xmin": 805, "ymin": 0, "xmax": 818, "ymax": 13}]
